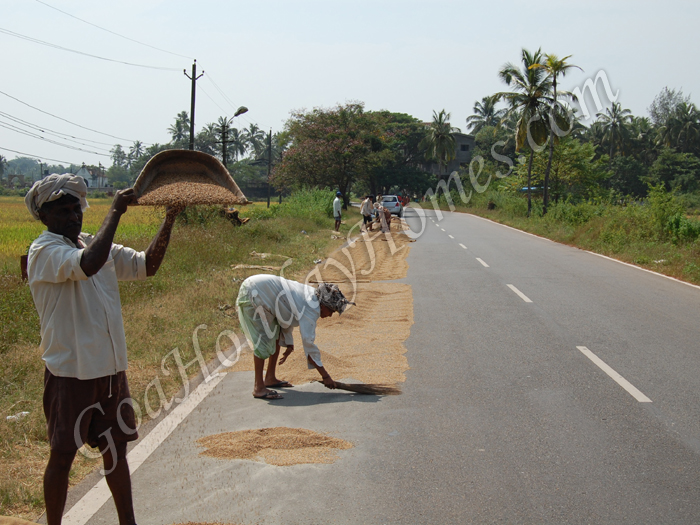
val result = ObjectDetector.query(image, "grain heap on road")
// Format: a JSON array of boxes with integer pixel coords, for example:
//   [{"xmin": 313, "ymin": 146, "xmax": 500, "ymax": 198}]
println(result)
[{"xmin": 197, "ymin": 427, "xmax": 353, "ymax": 466}]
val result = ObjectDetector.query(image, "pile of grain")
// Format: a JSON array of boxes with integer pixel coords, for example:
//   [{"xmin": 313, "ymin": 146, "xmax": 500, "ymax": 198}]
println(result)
[
  {"xmin": 137, "ymin": 173, "xmax": 243, "ymax": 206},
  {"xmin": 197, "ymin": 427, "xmax": 353, "ymax": 466}
]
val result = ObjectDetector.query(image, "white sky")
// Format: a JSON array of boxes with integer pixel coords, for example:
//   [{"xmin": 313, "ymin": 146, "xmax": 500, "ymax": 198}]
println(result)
[{"xmin": 3, "ymin": 0, "xmax": 699, "ymax": 167}]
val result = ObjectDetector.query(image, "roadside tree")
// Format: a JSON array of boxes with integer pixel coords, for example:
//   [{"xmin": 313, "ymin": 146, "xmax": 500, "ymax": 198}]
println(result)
[
  {"xmin": 530, "ymin": 53, "xmax": 581, "ymax": 214},
  {"xmin": 495, "ymin": 47, "xmax": 553, "ymax": 216},
  {"xmin": 272, "ymin": 102, "xmax": 383, "ymax": 208},
  {"xmin": 420, "ymin": 109, "xmax": 458, "ymax": 179}
]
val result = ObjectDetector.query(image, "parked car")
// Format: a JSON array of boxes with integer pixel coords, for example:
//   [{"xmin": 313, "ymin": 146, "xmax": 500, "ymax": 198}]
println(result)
[{"xmin": 381, "ymin": 195, "xmax": 403, "ymax": 216}]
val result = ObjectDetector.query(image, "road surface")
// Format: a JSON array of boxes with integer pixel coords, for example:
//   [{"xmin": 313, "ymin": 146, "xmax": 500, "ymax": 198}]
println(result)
[{"xmin": 68, "ymin": 207, "xmax": 700, "ymax": 524}]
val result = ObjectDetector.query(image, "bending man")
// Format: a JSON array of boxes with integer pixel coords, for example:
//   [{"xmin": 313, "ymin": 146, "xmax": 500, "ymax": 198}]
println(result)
[
  {"xmin": 236, "ymin": 274, "xmax": 354, "ymax": 399},
  {"xmin": 25, "ymin": 174, "xmax": 180, "ymax": 525}
]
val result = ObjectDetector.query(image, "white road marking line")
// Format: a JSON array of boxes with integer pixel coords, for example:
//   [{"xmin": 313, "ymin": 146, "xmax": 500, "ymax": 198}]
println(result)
[
  {"xmin": 448, "ymin": 234, "xmax": 454, "ymax": 239},
  {"xmin": 459, "ymin": 243, "xmax": 467, "ymax": 249},
  {"xmin": 469, "ymin": 213, "xmax": 700, "ymax": 293},
  {"xmin": 62, "ymin": 370, "xmax": 228, "ymax": 524},
  {"xmin": 468, "ymin": 213, "xmax": 554, "ymax": 242},
  {"xmin": 576, "ymin": 346, "xmax": 652, "ymax": 403},
  {"xmin": 584, "ymin": 251, "xmax": 700, "ymax": 292},
  {"xmin": 434, "ymin": 223, "xmax": 440, "ymax": 228},
  {"xmin": 476, "ymin": 258, "xmax": 489, "ymax": 268},
  {"xmin": 507, "ymin": 284, "xmax": 532, "ymax": 302},
  {"xmin": 440, "ymin": 228, "xmax": 445, "ymax": 232}
]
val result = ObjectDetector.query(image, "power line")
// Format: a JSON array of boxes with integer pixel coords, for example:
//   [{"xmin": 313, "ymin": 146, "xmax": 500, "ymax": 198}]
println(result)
[
  {"xmin": 0, "ymin": 111, "xmax": 116, "ymax": 147},
  {"xmin": 0, "ymin": 89, "xmax": 148, "ymax": 143},
  {"xmin": 0, "ymin": 122, "xmax": 111, "ymax": 157},
  {"xmin": 0, "ymin": 119, "xmax": 113, "ymax": 154},
  {"xmin": 198, "ymin": 85, "xmax": 230, "ymax": 116},
  {"xmin": 0, "ymin": 146, "xmax": 76, "ymax": 165},
  {"xmin": 0, "ymin": 27, "xmax": 180, "ymax": 71},
  {"xmin": 35, "ymin": 0, "xmax": 193, "ymax": 60},
  {"xmin": 205, "ymin": 73, "xmax": 238, "ymax": 114}
]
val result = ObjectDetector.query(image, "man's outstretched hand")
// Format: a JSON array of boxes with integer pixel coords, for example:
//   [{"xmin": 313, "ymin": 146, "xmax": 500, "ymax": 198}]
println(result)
[{"xmin": 112, "ymin": 188, "xmax": 138, "ymax": 214}]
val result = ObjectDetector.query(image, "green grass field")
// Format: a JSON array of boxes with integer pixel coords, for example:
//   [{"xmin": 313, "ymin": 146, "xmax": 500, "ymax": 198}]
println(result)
[{"xmin": 0, "ymin": 190, "xmax": 357, "ymax": 519}]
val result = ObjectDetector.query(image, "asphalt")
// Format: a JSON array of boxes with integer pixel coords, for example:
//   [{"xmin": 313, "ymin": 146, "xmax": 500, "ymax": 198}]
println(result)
[{"xmin": 75, "ymin": 207, "xmax": 700, "ymax": 524}]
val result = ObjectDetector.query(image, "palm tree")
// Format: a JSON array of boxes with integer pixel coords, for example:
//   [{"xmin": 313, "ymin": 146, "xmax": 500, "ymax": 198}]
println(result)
[
  {"xmin": 495, "ymin": 48, "xmax": 553, "ymax": 217},
  {"xmin": 629, "ymin": 116, "xmax": 658, "ymax": 166},
  {"xmin": 421, "ymin": 109, "xmax": 458, "ymax": 178},
  {"xmin": 127, "ymin": 140, "xmax": 144, "ymax": 170},
  {"xmin": 658, "ymin": 102, "xmax": 700, "ymax": 153},
  {"xmin": 529, "ymin": 53, "xmax": 581, "ymax": 214},
  {"xmin": 596, "ymin": 102, "xmax": 632, "ymax": 163},
  {"xmin": 243, "ymin": 123, "xmax": 266, "ymax": 158},
  {"xmin": 466, "ymin": 96, "xmax": 506, "ymax": 134},
  {"xmin": 167, "ymin": 111, "xmax": 190, "ymax": 144},
  {"xmin": 227, "ymin": 127, "xmax": 247, "ymax": 161}
]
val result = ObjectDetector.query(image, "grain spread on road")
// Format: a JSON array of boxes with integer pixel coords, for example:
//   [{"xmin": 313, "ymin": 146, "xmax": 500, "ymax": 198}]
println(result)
[
  {"xmin": 197, "ymin": 427, "xmax": 353, "ymax": 466},
  {"xmin": 223, "ymin": 220, "xmax": 413, "ymax": 387},
  {"xmin": 137, "ymin": 173, "xmax": 245, "ymax": 206}
]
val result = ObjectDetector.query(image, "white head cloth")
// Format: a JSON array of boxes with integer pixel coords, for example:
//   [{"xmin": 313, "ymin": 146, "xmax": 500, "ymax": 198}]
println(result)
[{"xmin": 24, "ymin": 174, "xmax": 89, "ymax": 220}]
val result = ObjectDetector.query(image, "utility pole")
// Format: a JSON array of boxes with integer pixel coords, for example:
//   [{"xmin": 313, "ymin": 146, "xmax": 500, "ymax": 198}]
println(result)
[
  {"xmin": 266, "ymin": 130, "xmax": 272, "ymax": 208},
  {"xmin": 220, "ymin": 120, "xmax": 229, "ymax": 166},
  {"xmin": 183, "ymin": 60, "xmax": 204, "ymax": 151}
]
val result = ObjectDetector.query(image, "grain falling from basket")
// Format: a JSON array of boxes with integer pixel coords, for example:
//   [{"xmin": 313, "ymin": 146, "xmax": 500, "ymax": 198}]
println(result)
[{"xmin": 197, "ymin": 427, "xmax": 353, "ymax": 466}]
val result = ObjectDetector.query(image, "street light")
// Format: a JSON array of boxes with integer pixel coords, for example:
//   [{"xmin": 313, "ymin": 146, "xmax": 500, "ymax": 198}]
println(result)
[{"xmin": 220, "ymin": 106, "xmax": 249, "ymax": 167}]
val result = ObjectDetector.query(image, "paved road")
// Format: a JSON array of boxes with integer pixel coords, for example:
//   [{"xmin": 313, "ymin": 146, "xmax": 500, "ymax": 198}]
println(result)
[{"xmin": 76, "ymin": 208, "xmax": 700, "ymax": 524}]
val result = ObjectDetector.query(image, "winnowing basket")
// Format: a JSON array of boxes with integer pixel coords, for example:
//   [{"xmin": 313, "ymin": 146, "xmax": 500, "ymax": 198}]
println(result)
[{"xmin": 132, "ymin": 149, "xmax": 249, "ymax": 206}]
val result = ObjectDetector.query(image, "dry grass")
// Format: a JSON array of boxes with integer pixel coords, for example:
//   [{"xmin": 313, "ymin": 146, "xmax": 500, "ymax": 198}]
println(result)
[{"xmin": 197, "ymin": 427, "xmax": 353, "ymax": 466}]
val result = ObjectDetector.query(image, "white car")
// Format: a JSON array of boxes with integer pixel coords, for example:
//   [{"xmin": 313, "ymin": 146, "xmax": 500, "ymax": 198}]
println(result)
[{"xmin": 381, "ymin": 195, "xmax": 403, "ymax": 216}]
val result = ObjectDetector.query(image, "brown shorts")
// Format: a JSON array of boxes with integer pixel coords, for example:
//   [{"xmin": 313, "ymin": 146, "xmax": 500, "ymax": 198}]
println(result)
[{"xmin": 43, "ymin": 368, "xmax": 139, "ymax": 453}]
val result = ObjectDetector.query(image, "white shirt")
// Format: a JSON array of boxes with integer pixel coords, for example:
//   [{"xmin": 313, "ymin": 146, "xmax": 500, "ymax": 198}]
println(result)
[
  {"xmin": 243, "ymin": 274, "xmax": 323, "ymax": 368},
  {"xmin": 333, "ymin": 197, "xmax": 342, "ymax": 217},
  {"xmin": 27, "ymin": 231, "xmax": 147, "ymax": 380},
  {"xmin": 360, "ymin": 198, "xmax": 372, "ymax": 216}
]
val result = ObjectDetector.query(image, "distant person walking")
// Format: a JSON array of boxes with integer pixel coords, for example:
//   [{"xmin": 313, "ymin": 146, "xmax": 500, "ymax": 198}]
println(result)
[
  {"xmin": 24, "ymin": 174, "xmax": 180, "ymax": 525},
  {"xmin": 333, "ymin": 191, "xmax": 343, "ymax": 232},
  {"xmin": 360, "ymin": 195, "xmax": 373, "ymax": 232}
]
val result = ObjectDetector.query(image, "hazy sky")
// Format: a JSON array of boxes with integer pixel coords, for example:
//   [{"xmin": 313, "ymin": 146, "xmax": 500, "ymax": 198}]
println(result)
[{"xmin": 3, "ymin": 0, "xmax": 699, "ymax": 168}]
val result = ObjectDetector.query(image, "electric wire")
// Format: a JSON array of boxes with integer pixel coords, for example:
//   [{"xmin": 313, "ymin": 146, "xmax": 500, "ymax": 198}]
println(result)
[
  {"xmin": 204, "ymin": 73, "xmax": 238, "ymax": 114},
  {"xmin": 0, "ymin": 146, "xmax": 77, "ymax": 165},
  {"xmin": 0, "ymin": 111, "xmax": 116, "ymax": 147},
  {"xmin": 0, "ymin": 89, "xmax": 149, "ymax": 144},
  {"xmin": 0, "ymin": 122, "xmax": 111, "ymax": 157},
  {"xmin": 198, "ymin": 85, "xmax": 230, "ymax": 116},
  {"xmin": 0, "ymin": 27, "xmax": 180, "ymax": 71},
  {"xmin": 0, "ymin": 119, "xmax": 113, "ymax": 154},
  {"xmin": 34, "ymin": 0, "xmax": 193, "ymax": 60}
]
